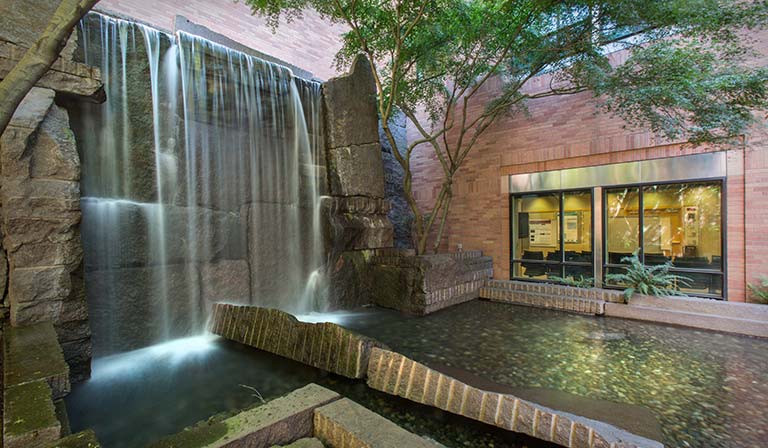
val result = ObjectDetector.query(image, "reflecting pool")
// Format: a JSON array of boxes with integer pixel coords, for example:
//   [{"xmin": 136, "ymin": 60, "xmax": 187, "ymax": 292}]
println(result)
[
  {"xmin": 66, "ymin": 335, "xmax": 550, "ymax": 448},
  {"xmin": 343, "ymin": 300, "xmax": 768, "ymax": 448}
]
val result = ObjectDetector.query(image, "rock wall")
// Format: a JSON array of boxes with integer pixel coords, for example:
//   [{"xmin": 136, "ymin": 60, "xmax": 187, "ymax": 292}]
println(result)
[
  {"xmin": 0, "ymin": 0, "xmax": 103, "ymax": 384},
  {"xmin": 380, "ymin": 113, "xmax": 414, "ymax": 249},
  {"xmin": 322, "ymin": 55, "xmax": 394, "ymax": 309},
  {"xmin": 0, "ymin": 89, "xmax": 96, "ymax": 383}
]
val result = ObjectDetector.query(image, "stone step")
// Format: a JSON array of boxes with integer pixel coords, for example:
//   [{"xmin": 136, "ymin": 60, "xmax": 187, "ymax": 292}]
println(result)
[
  {"xmin": 484, "ymin": 279, "xmax": 624, "ymax": 303},
  {"xmin": 604, "ymin": 303, "xmax": 768, "ymax": 338},
  {"xmin": 627, "ymin": 294, "xmax": 768, "ymax": 321},
  {"xmin": 149, "ymin": 384, "xmax": 340, "ymax": 448},
  {"xmin": 480, "ymin": 287, "xmax": 605, "ymax": 315},
  {"xmin": 3, "ymin": 322, "xmax": 70, "ymax": 400},
  {"xmin": 314, "ymin": 398, "xmax": 443, "ymax": 448},
  {"xmin": 3, "ymin": 381, "xmax": 61, "ymax": 448}
]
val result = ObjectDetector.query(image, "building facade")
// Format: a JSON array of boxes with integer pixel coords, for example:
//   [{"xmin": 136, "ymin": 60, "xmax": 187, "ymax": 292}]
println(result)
[{"xmin": 410, "ymin": 49, "xmax": 768, "ymax": 302}]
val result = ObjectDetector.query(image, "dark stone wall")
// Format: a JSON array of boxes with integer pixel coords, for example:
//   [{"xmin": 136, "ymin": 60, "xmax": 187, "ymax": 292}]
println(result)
[{"xmin": 379, "ymin": 113, "xmax": 413, "ymax": 249}]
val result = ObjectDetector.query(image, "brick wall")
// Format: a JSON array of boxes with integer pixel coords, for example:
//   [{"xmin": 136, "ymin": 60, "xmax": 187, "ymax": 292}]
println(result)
[
  {"xmin": 96, "ymin": 0, "xmax": 347, "ymax": 80},
  {"xmin": 410, "ymin": 38, "xmax": 768, "ymax": 303}
]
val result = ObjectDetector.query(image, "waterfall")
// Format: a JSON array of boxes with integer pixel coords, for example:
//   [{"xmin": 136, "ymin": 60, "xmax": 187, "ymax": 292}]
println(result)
[{"xmin": 75, "ymin": 13, "xmax": 326, "ymax": 357}]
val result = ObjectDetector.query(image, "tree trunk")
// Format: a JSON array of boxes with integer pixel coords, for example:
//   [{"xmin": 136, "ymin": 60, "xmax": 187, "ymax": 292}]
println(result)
[{"xmin": 0, "ymin": 0, "xmax": 100, "ymax": 136}]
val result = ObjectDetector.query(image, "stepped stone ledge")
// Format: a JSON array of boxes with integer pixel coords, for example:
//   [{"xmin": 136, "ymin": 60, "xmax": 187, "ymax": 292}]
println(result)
[
  {"xmin": 366, "ymin": 348, "xmax": 662, "ymax": 448},
  {"xmin": 210, "ymin": 303, "xmax": 386, "ymax": 379}
]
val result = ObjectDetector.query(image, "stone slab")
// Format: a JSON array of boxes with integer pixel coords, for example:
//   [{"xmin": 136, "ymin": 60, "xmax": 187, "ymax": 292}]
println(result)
[
  {"xmin": 210, "ymin": 304, "xmax": 385, "ymax": 378},
  {"xmin": 369, "ymin": 252, "xmax": 493, "ymax": 315},
  {"xmin": 3, "ymin": 380, "xmax": 61, "ymax": 448},
  {"xmin": 323, "ymin": 55, "xmax": 379, "ymax": 149},
  {"xmin": 0, "ymin": 41, "xmax": 102, "ymax": 98},
  {"xmin": 366, "ymin": 348, "xmax": 662, "ymax": 448},
  {"xmin": 314, "ymin": 398, "xmax": 441, "ymax": 448},
  {"xmin": 3, "ymin": 322, "xmax": 70, "ymax": 399},
  {"xmin": 272, "ymin": 437, "xmax": 324, "ymax": 448},
  {"xmin": 604, "ymin": 302, "xmax": 768, "ymax": 338},
  {"xmin": 43, "ymin": 429, "xmax": 101, "ymax": 448},
  {"xmin": 327, "ymin": 143, "xmax": 386, "ymax": 198},
  {"xmin": 150, "ymin": 384, "xmax": 340, "ymax": 448}
]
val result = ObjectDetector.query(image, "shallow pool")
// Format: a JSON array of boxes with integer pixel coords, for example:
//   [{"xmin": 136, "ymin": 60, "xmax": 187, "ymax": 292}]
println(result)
[
  {"xmin": 341, "ymin": 300, "xmax": 768, "ymax": 447},
  {"xmin": 66, "ymin": 333, "xmax": 550, "ymax": 448}
]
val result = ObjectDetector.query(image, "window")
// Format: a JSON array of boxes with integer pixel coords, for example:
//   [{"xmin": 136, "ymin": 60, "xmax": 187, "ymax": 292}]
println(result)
[
  {"xmin": 604, "ymin": 181, "xmax": 724, "ymax": 298},
  {"xmin": 511, "ymin": 190, "xmax": 593, "ymax": 283}
]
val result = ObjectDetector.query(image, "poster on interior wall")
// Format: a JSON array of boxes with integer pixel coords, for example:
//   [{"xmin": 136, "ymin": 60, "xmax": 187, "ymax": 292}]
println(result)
[
  {"xmin": 529, "ymin": 219, "xmax": 555, "ymax": 246},
  {"xmin": 564, "ymin": 212, "xmax": 580, "ymax": 243},
  {"xmin": 683, "ymin": 206, "xmax": 699, "ymax": 246}
]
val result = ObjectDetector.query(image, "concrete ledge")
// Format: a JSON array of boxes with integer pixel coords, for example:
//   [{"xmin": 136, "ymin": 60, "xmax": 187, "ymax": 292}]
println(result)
[
  {"xmin": 210, "ymin": 304, "xmax": 385, "ymax": 378},
  {"xmin": 314, "ymin": 398, "xmax": 441, "ymax": 448},
  {"xmin": 366, "ymin": 348, "xmax": 661, "ymax": 448},
  {"xmin": 605, "ymin": 302, "xmax": 768, "ymax": 338},
  {"xmin": 151, "ymin": 384, "xmax": 340, "ymax": 448},
  {"xmin": 3, "ymin": 322, "xmax": 70, "ymax": 399}
]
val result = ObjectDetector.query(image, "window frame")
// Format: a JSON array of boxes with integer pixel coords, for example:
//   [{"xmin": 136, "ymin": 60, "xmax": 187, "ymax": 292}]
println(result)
[
  {"xmin": 509, "ymin": 188, "xmax": 595, "ymax": 283},
  {"xmin": 601, "ymin": 177, "xmax": 727, "ymax": 300}
]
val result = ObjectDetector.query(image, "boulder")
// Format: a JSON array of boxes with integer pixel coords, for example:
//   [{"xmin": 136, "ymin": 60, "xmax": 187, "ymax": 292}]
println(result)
[
  {"xmin": 327, "ymin": 143, "xmax": 385, "ymax": 198},
  {"xmin": 323, "ymin": 55, "xmax": 379, "ymax": 149}
]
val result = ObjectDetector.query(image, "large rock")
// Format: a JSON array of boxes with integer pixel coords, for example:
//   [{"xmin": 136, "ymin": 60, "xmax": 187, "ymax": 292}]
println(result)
[
  {"xmin": 327, "ymin": 143, "xmax": 385, "ymax": 198},
  {"xmin": 85, "ymin": 264, "xmax": 201, "ymax": 356},
  {"xmin": 211, "ymin": 303, "xmax": 386, "ymax": 378},
  {"xmin": 324, "ymin": 197, "xmax": 393, "ymax": 251},
  {"xmin": 200, "ymin": 259, "xmax": 251, "ymax": 305},
  {"xmin": 368, "ymin": 251, "xmax": 493, "ymax": 315},
  {"xmin": 80, "ymin": 201, "xmax": 245, "ymax": 271},
  {"xmin": 323, "ymin": 55, "xmax": 379, "ymax": 149}
]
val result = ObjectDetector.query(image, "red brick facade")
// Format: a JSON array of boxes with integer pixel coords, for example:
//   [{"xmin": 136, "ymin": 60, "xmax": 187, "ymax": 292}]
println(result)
[
  {"xmin": 97, "ymin": 0, "xmax": 347, "ymax": 80},
  {"xmin": 410, "ymin": 47, "xmax": 768, "ymax": 302}
]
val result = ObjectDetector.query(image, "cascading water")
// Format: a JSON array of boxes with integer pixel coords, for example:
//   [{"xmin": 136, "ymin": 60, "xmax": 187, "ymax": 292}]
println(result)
[{"xmin": 74, "ymin": 13, "xmax": 326, "ymax": 357}]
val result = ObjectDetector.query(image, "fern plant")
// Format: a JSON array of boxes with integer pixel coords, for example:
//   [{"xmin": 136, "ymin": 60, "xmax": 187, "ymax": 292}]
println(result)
[
  {"xmin": 605, "ymin": 251, "xmax": 691, "ymax": 303},
  {"xmin": 550, "ymin": 275, "xmax": 594, "ymax": 288},
  {"xmin": 747, "ymin": 276, "xmax": 768, "ymax": 304}
]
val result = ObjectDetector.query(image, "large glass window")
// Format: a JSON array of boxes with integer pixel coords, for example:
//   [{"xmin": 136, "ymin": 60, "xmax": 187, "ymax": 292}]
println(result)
[
  {"xmin": 604, "ymin": 181, "xmax": 724, "ymax": 298},
  {"xmin": 511, "ymin": 190, "xmax": 593, "ymax": 283}
]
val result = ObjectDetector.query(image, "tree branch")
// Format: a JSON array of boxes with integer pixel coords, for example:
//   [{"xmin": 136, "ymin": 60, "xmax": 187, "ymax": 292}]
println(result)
[{"xmin": 0, "ymin": 0, "xmax": 100, "ymax": 136}]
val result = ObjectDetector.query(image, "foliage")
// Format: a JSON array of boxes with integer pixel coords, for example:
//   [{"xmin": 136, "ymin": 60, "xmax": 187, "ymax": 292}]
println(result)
[
  {"xmin": 747, "ymin": 276, "xmax": 768, "ymax": 305},
  {"xmin": 244, "ymin": 0, "xmax": 768, "ymax": 254},
  {"xmin": 605, "ymin": 251, "xmax": 691, "ymax": 303},
  {"xmin": 550, "ymin": 275, "xmax": 594, "ymax": 288}
]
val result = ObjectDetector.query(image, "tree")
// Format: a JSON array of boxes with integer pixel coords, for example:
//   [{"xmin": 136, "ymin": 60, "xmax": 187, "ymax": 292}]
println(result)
[
  {"xmin": 245, "ymin": 0, "xmax": 768, "ymax": 254},
  {"xmin": 0, "ymin": 0, "xmax": 100, "ymax": 136}
]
